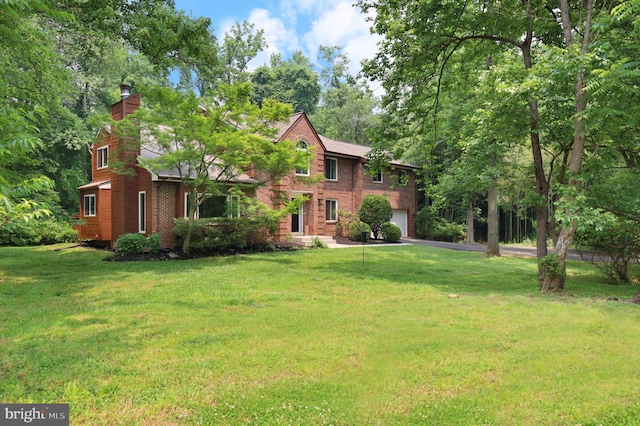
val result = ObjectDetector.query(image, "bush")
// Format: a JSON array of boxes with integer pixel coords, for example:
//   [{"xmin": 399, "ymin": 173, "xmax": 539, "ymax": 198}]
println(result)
[
  {"xmin": 335, "ymin": 210, "xmax": 358, "ymax": 237},
  {"xmin": 574, "ymin": 218, "xmax": 640, "ymax": 284},
  {"xmin": 414, "ymin": 207, "xmax": 465, "ymax": 242},
  {"xmin": 0, "ymin": 218, "xmax": 78, "ymax": 246},
  {"xmin": 431, "ymin": 220, "xmax": 466, "ymax": 243},
  {"xmin": 174, "ymin": 215, "xmax": 277, "ymax": 253},
  {"xmin": 381, "ymin": 222, "xmax": 402, "ymax": 242},
  {"xmin": 115, "ymin": 233, "xmax": 161, "ymax": 256},
  {"xmin": 415, "ymin": 207, "xmax": 436, "ymax": 239},
  {"xmin": 358, "ymin": 194, "xmax": 392, "ymax": 239},
  {"xmin": 349, "ymin": 220, "xmax": 371, "ymax": 241}
]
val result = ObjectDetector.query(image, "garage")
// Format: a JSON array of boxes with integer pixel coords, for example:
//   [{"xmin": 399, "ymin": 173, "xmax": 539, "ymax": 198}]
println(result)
[{"xmin": 391, "ymin": 209, "xmax": 408, "ymax": 237}]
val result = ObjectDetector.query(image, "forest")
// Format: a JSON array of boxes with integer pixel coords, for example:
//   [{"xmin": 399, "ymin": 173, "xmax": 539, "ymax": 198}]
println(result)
[{"xmin": 2, "ymin": 1, "xmax": 640, "ymax": 291}]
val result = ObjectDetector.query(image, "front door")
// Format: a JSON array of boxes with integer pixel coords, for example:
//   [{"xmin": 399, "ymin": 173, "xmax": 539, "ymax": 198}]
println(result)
[{"xmin": 291, "ymin": 200, "xmax": 303, "ymax": 234}]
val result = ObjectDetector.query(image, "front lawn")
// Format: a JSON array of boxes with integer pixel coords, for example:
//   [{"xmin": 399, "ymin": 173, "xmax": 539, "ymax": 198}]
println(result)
[{"xmin": 1, "ymin": 244, "xmax": 639, "ymax": 425}]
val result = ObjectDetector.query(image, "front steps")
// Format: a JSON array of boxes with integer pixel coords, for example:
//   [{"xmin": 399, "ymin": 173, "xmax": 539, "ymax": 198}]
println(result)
[{"xmin": 290, "ymin": 235, "xmax": 338, "ymax": 247}]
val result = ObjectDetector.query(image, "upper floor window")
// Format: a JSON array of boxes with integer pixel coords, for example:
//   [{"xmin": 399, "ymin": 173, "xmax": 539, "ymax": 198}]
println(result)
[
  {"xmin": 97, "ymin": 146, "xmax": 108, "ymax": 169},
  {"xmin": 398, "ymin": 169, "xmax": 409, "ymax": 186},
  {"xmin": 325, "ymin": 157, "xmax": 338, "ymax": 181},
  {"xmin": 295, "ymin": 140, "xmax": 310, "ymax": 176},
  {"xmin": 373, "ymin": 170, "xmax": 383, "ymax": 183},
  {"xmin": 83, "ymin": 194, "xmax": 96, "ymax": 217}
]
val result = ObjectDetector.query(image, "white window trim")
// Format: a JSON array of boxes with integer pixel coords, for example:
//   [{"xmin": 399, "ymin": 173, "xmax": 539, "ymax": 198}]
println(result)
[
  {"xmin": 373, "ymin": 170, "xmax": 383, "ymax": 183},
  {"xmin": 138, "ymin": 191, "xmax": 146, "ymax": 233},
  {"xmin": 97, "ymin": 146, "xmax": 108, "ymax": 169},
  {"xmin": 295, "ymin": 140, "xmax": 310, "ymax": 176},
  {"xmin": 325, "ymin": 157, "xmax": 338, "ymax": 181},
  {"xmin": 227, "ymin": 195, "xmax": 241, "ymax": 218},
  {"xmin": 326, "ymin": 198, "xmax": 338, "ymax": 222},
  {"xmin": 184, "ymin": 192, "xmax": 200, "ymax": 219},
  {"xmin": 84, "ymin": 194, "xmax": 96, "ymax": 217}
]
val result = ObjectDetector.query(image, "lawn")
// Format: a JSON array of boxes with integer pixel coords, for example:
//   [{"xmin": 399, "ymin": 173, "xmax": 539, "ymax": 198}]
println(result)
[{"xmin": 1, "ymin": 243, "xmax": 639, "ymax": 425}]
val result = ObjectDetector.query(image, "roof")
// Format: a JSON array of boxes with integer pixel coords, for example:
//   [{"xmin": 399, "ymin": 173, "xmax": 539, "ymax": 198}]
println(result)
[
  {"xmin": 78, "ymin": 180, "xmax": 111, "ymax": 190},
  {"xmin": 276, "ymin": 113, "xmax": 419, "ymax": 169},
  {"xmin": 138, "ymin": 145, "xmax": 256, "ymax": 184}
]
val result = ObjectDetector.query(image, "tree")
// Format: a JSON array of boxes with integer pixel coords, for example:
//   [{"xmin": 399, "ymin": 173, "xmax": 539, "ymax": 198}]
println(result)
[
  {"xmin": 117, "ymin": 83, "xmax": 310, "ymax": 253},
  {"xmin": 250, "ymin": 52, "xmax": 321, "ymax": 114},
  {"xmin": 358, "ymin": 0, "xmax": 621, "ymax": 292},
  {"xmin": 310, "ymin": 46, "xmax": 379, "ymax": 146},
  {"xmin": 359, "ymin": 194, "xmax": 393, "ymax": 239}
]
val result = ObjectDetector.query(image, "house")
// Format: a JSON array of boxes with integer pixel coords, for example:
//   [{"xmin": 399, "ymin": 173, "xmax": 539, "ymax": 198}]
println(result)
[{"xmin": 76, "ymin": 87, "xmax": 419, "ymax": 248}]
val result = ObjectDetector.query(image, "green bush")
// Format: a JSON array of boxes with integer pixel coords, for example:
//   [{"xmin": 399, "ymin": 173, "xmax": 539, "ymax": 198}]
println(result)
[
  {"xmin": 381, "ymin": 222, "xmax": 402, "ymax": 242},
  {"xmin": 414, "ymin": 207, "xmax": 465, "ymax": 242},
  {"xmin": 115, "ymin": 233, "xmax": 161, "ymax": 256},
  {"xmin": 174, "ymin": 215, "xmax": 277, "ymax": 253},
  {"xmin": 431, "ymin": 220, "xmax": 466, "ymax": 243},
  {"xmin": 0, "ymin": 218, "xmax": 78, "ymax": 246},
  {"xmin": 349, "ymin": 220, "xmax": 371, "ymax": 241},
  {"xmin": 358, "ymin": 195, "xmax": 392, "ymax": 239},
  {"xmin": 335, "ymin": 210, "xmax": 358, "ymax": 237},
  {"xmin": 415, "ymin": 207, "xmax": 436, "ymax": 239}
]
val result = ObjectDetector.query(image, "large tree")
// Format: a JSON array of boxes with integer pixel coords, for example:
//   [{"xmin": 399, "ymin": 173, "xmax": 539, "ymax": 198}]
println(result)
[
  {"xmin": 309, "ymin": 46, "xmax": 379, "ymax": 146},
  {"xmin": 358, "ymin": 0, "xmax": 622, "ymax": 292},
  {"xmin": 250, "ymin": 51, "xmax": 321, "ymax": 114}
]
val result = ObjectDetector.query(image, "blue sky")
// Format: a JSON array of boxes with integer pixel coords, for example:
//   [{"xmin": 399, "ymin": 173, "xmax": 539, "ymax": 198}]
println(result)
[{"xmin": 174, "ymin": 0, "xmax": 380, "ymax": 75}]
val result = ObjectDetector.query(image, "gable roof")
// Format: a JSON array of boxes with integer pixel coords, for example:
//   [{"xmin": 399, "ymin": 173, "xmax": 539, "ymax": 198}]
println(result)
[{"xmin": 276, "ymin": 112, "xmax": 419, "ymax": 169}]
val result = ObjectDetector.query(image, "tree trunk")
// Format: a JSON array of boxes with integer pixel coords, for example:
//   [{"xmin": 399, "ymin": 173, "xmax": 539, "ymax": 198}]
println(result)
[
  {"xmin": 486, "ymin": 185, "xmax": 500, "ymax": 256},
  {"xmin": 540, "ymin": 0, "xmax": 592, "ymax": 292},
  {"xmin": 466, "ymin": 198, "xmax": 475, "ymax": 244}
]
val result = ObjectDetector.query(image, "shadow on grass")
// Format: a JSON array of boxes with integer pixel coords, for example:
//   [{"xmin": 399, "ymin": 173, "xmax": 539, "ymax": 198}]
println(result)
[{"xmin": 309, "ymin": 245, "xmax": 640, "ymax": 301}]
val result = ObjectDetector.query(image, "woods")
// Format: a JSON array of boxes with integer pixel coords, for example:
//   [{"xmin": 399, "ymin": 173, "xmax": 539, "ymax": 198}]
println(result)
[{"xmin": 358, "ymin": 0, "xmax": 640, "ymax": 292}]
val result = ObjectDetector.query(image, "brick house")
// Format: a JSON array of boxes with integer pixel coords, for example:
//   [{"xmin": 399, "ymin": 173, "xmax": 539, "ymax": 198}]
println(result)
[{"xmin": 76, "ymin": 88, "xmax": 419, "ymax": 248}]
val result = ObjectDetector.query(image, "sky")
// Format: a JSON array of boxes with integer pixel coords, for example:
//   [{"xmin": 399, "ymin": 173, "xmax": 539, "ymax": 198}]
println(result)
[{"xmin": 174, "ymin": 0, "xmax": 381, "ymax": 76}]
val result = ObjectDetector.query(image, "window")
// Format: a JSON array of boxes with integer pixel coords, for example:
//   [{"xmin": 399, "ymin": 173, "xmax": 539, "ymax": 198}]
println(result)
[
  {"xmin": 83, "ymin": 194, "xmax": 96, "ymax": 217},
  {"xmin": 399, "ymin": 169, "xmax": 408, "ymax": 186},
  {"xmin": 373, "ymin": 170, "xmax": 383, "ymax": 183},
  {"xmin": 97, "ymin": 146, "xmax": 108, "ymax": 169},
  {"xmin": 227, "ymin": 195, "xmax": 241, "ymax": 218},
  {"xmin": 138, "ymin": 191, "xmax": 146, "ymax": 233},
  {"xmin": 326, "ymin": 199, "xmax": 338, "ymax": 222},
  {"xmin": 325, "ymin": 157, "xmax": 338, "ymax": 181},
  {"xmin": 185, "ymin": 192, "xmax": 241, "ymax": 219},
  {"xmin": 295, "ymin": 140, "xmax": 309, "ymax": 176}
]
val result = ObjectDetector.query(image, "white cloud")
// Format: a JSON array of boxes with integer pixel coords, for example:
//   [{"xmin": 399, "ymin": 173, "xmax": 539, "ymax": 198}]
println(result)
[
  {"xmin": 246, "ymin": 8, "xmax": 300, "ymax": 69},
  {"xmin": 301, "ymin": 1, "xmax": 381, "ymax": 74}
]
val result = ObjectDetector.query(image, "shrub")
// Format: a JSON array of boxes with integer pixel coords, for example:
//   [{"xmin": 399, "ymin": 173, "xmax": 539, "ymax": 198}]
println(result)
[
  {"xmin": 349, "ymin": 220, "xmax": 371, "ymax": 241},
  {"xmin": 0, "ymin": 218, "xmax": 78, "ymax": 246},
  {"xmin": 335, "ymin": 210, "xmax": 358, "ymax": 237},
  {"xmin": 381, "ymin": 222, "xmax": 402, "ymax": 242},
  {"xmin": 174, "ymin": 215, "xmax": 277, "ymax": 254},
  {"xmin": 115, "ymin": 233, "xmax": 161, "ymax": 256},
  {"xmin": 431, "ymin": 220, "xmax": 466, "ymax": 243},
  {"xmin": 311, "ymin": 237, "xmax": 328, "ymax": 249},
  {"xmin": 415, "ymin": 207, "xmax": 436, "ymax": 239},
  {"xmin": 574, "ymin": 218, "xmax": 640, "ymax": 284},
  {"xmin": 358, "ymin": 194, "xmax": 392, "ymax": 239}
]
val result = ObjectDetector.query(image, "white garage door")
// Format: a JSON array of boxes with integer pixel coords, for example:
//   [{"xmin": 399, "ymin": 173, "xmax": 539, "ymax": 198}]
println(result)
[{"xmin": 391, "ymin": 210, "xmax": 408, "ymax": 237}]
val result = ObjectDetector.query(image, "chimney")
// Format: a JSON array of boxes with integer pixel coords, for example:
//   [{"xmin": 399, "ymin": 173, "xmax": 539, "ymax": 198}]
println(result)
[{"xmin": 119, "ymin": 84, "xmax": 131, "ymax": 99}]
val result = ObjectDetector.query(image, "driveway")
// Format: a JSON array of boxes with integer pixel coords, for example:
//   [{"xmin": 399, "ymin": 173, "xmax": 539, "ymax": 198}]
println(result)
[{"xmin": 400, "ymin": 237, "xmax": 586, "ymax": 261}]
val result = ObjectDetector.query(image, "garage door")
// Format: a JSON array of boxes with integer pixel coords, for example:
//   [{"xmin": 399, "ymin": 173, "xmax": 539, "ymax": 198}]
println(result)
[{"xmin": 391, "ymin": 210, "xmax": 408, "ymax": 237}]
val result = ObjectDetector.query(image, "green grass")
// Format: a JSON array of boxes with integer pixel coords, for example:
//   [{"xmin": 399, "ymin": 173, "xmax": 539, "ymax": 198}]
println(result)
[{"xmin": 1, "ymin": 244, "xmax": 640, "ymax": 425}]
